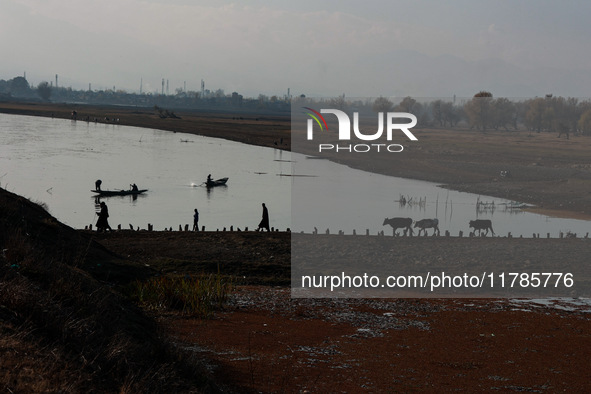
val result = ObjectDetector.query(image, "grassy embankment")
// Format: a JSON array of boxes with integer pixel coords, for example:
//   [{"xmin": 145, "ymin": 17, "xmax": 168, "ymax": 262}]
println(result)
[{"xmin": 0, "ymin": 187, "xmax": 224, "ymax": 392}]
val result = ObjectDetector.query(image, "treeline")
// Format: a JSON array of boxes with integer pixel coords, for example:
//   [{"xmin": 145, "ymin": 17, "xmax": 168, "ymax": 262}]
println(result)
[
  {"xmin": 2, "ymin": 75, "xmax": 590, "ymax": 133},
  {"xmin": 296, "ymin": 92, "xmax": 591, "ymax": 136},
  {"xmin": 0, "ymin": 75, "xmax": 291, "ymax": 112}
]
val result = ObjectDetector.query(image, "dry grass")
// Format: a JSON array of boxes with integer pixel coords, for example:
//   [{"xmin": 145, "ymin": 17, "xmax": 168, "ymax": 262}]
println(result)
[
  {"xmin": 129, "ymin": 273, "xmax": 234, "ymax": 318},
  {"xmin": 0, "ymin": 188, "xmax": 218, "ymax": 393}
]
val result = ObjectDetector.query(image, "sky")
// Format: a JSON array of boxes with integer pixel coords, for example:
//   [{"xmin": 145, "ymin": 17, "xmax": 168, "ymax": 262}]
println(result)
[{"xmin": 2, "ymin": 0, "xmax": 591, "ymax": 98}]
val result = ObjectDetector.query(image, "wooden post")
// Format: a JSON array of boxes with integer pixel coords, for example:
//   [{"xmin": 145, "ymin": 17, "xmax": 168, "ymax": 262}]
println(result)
[
  {"xmin": 325, "ymin": 229, "xmax": 330, "ymax": 235},
  {"xmin": 366, "ymin": 229, "xmax": 370, "ymax": 236},
  {"xmin": 230, "ymin": 225, "xmax": 233, "ymax": 231},
  {"xmin": 353, "ymin": 229, "xmax": 356, "ymax": 235},
  {"xmin": 459, "ymin": 231, "xmax": 463, "ymax": 238},
  {"xmin": 202, "ymin": 225, "xmax": 205, "ymax": 231},
  {"xmin": 185, "ymin": 224, "xmax": 189, "ymax": 231}
]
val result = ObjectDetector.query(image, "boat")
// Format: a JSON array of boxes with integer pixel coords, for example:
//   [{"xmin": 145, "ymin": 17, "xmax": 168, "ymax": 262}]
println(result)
[
  {"xmin": 91, "ymin": 189, "xmax": 148, "ymax": 196},
  {"xmin": 206, "ymin": 177, "xmax": 228, "ymax": 188}
]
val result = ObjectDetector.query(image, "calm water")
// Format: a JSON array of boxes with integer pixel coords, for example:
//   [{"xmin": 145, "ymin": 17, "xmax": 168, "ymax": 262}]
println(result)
[
  {"xmin": 1, "ymin": 113, "xmax": 589, "ymax": 237},
  {"xmin": 0, "ymin": 114, "xmax": 292, "ymax": 231},
  {"xmin": 291, "ymin": 158, "xmax": 591, "ymax": 237}
]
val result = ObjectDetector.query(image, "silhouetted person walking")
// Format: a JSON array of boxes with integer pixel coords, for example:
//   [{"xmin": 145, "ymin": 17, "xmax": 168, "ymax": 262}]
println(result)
[
  {"xmin": 193, "ymin": 208, "xmax": 199, "ymax": 231},
  {"xmin": 257, "ymin": 203, "xmax": 270, "ymax": 232},
  {"xmin": 96, "ymin": 201, "xmax": 112, "ymax": 232}
]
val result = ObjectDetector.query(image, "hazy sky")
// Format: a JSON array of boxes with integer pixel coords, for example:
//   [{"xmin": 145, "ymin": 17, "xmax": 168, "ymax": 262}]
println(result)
[{"xmin": 2, "ymin": 0, "xmax": 591, "ymax": 98}]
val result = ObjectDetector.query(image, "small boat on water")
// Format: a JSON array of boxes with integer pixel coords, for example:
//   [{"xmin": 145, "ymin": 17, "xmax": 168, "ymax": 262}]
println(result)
[
  {"xmin": 91, "ymin": 189, "xmax": 148, "ymax": 197},
  {"xmin": 206, "ymin": 177, "xmax": 229, "ymax": 188}
]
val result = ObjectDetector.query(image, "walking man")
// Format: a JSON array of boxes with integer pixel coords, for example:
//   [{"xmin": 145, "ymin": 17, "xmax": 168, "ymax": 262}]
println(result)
[
  {"xmin": 193, "ymin": 208, "xmax": 199, "ymax": 231},
  {"xmin": 96, "ymin": 201, "xmax": 112, "ymax": 232},
  {"xmin": 257, "ymin": 203, "xmax": 270, "ymax": 232}
]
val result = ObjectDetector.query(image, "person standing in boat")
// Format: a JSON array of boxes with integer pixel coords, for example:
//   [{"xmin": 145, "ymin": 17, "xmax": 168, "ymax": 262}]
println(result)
[
  {"xmin": 96, "ymin": 201, "xmax": 112, "ymax": 232},
  {"xmin": 206, "ymin": 174, "xmax": 213, "ymax": 187},
  {"xmin": 257, "ymin": 203, "xmax": 270, "ymax": 232},
  {"xmin": 130, "ymin": 183, "xmax": 138, "ymax": 191},
  {"xmin": 193, "ymin": 208, "xmax": 199, "ymax": 231},
  {"xmin": 95, "ymin": 179, "xmax": 102, "ymax": 191}
]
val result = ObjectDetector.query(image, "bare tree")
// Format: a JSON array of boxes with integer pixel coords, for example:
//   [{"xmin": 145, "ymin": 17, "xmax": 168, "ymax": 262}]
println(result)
[
  {"xmin": 464, "ymin": 91, "xmax": 493, "ymax": 131},
  {"xmin": 396, "ymin": 96, "xmax": 417, "ymax": 113},
  {"xmin": 372, "ymin": 96, "xmax": 393, "ymax": 113}
]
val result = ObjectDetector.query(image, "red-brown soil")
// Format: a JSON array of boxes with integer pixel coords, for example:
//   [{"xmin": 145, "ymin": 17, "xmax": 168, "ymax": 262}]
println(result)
[
  {"xmin": 164, "ymin": 287, "xmax": 591, "ymax": 392},
  {"xmin": 3, "ymin": 102, "xmax": 591, "ymax": 392},
  {"xmin": 95, "ymin": 231, "xmax": 591, "ymax": 392}
]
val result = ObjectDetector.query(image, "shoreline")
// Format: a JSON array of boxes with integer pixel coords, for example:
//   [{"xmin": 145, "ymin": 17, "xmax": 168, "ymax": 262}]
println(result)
[{"xmin": 2, "ymin": 100, "xmax": 590, "ymax": 221}]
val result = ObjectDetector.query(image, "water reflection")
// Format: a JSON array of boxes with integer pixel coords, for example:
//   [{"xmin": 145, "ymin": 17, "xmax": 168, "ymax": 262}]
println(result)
[{"xmin": 0, "ymin": 113, "xmax": 589, "ymax": 237}]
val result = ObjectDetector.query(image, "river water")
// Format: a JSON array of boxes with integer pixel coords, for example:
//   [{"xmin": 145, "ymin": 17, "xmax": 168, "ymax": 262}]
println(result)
[{"xmin": 0, "ymin": 113, "xmax": 589, "ymax": 237}]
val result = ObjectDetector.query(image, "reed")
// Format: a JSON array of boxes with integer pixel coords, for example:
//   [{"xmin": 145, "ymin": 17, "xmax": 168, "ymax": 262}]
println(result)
[{"xmin": 129, "ymin": 272, "xmax": 234, "ymax": 318}]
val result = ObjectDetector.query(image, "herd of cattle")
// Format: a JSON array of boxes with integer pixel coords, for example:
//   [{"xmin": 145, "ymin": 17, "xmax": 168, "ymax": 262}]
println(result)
[{"xmin": 382, "ymin": 217, "xmax": 495, "ymax": 237}]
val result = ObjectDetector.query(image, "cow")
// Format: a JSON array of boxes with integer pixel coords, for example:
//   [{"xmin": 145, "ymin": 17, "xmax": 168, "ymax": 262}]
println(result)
[
  {"xmin": 469, "ymin": 219, "xmax": 495, "ymax": 236},
  {"xmin": 383, "ymin": 217, "xmax": 413, "ymax": 236},
  {"xmin": 414, "ymin": 218, "xmax": 440, "ymax": 236}
]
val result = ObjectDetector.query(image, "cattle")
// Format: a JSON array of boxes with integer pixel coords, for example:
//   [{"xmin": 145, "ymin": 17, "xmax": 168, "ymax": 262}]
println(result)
[
  {"xmin": 469, "ymin": 219, "xmax": 495, "ymax": 236},
  {"xmin": 383, "ymin": 217, "xmax": 413, "ymax": 236},
  {"xmin": 414, "ymin": 218, "xmax": 440, "ymax": 236}
]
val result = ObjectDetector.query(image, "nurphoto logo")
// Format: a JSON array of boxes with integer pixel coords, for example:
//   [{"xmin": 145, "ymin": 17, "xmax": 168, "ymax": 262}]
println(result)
[{"xmin": 304, "ymin": 107, "xmax": 418, "ymax": 153}]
